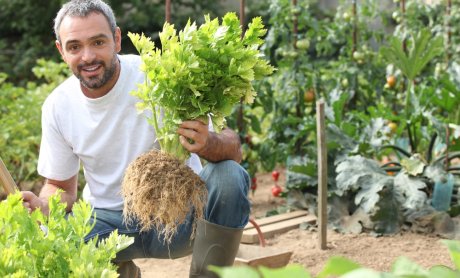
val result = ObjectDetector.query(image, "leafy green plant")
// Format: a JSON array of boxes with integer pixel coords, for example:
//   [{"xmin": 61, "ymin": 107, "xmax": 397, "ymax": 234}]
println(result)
[
  {"xmin": 129, "ymin": 12, "xmax": 274, "ymax": 162},
  {"xmin": 0, "ymin": 193, "xmax": 133, "ymax": 276},
  {"xmin": 334, "ymin": 155, "xmax": 427, "ymax": 234},
  {"xmin": 0, "ymin": 59, "xmax": 70, "ymax": 187},
  {"xmin": 380, "ymin": 28, "xmax": 444, "ymax": 120}
]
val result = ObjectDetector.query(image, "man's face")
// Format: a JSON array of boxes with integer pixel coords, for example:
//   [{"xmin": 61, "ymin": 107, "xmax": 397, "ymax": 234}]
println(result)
[{"xmin": 56, "ymin": 12, "xmax": 121, "ymax": 97}]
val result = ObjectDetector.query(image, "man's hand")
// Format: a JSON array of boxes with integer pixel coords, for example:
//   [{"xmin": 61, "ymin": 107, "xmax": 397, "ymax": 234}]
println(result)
[
  {"xmin": 21, "ymin": 175, "xmax": 78, "ymax": 215},
  {"xmin": 177, "ymin": 120, "xmax": 209, "ymax": 154},
  {"xmin": 177, "ymin": 120, "xmax": 242, "ymax": 163},
  {"xmin": 21, "ymin": 191, "xmax": 48, "ymax": 214}
]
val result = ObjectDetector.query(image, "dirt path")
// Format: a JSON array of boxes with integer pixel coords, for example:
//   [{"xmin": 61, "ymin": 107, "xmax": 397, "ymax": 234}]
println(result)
[{"xmin": 135, "ymin": 169, "xmax": 455, "ymax": 277}]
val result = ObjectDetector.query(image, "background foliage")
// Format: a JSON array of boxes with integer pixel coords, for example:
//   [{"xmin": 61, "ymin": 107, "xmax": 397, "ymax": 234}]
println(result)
[
  {"xmin": 1, "ymin": 0, "xmax": 460, "ymax": 236},
  {"xmin": 0, "ymin": 0, "xmax": 228, "ymax": 84}
]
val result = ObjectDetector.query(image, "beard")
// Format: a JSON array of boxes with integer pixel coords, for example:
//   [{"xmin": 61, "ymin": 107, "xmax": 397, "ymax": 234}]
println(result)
[{"xmin": 75, "ymin": 55, "xmax": 118, "ymax": 90}]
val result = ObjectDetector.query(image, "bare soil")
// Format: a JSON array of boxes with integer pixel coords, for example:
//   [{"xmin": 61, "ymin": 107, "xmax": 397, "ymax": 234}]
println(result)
[{"xmin": 134, "ymin": 168, "xmax": 454, "ymax": 277}]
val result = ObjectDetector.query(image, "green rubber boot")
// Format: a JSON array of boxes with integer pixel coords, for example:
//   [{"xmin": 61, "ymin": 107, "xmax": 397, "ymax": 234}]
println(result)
[{"xmin": 189, "ymin": 219, "xmax": 243, "ymax": 278}]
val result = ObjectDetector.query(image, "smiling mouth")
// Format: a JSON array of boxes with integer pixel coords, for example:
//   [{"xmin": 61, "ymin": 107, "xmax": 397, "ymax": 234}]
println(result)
[
  {"xmin": 82, "ymin": 64, "xmax": 101, "ymax": 72},
  {"xmin": 80, "ymin": 63, "xmax": 102, "ymax": 74}
]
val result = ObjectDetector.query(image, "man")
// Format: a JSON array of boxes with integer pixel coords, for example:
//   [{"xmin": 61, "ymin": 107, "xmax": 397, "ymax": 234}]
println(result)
[{"xmin": 21, "ymin": 0, "xmax": 250, "ymax": 277}]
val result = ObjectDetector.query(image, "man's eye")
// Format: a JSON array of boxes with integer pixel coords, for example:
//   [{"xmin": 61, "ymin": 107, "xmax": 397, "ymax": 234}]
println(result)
[
  {"xmin": 68, "ymin": 45, "xmax": 80, "ymax": 51},
  {"xmin": 94, "ymin": 40, "xmax": 104, "ymax": 46}
]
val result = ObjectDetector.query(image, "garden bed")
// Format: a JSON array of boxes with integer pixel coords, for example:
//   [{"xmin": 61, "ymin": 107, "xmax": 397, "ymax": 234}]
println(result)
[{"xmin": 135, "ymin": 168, "xmax": 455, "ymax": 277}]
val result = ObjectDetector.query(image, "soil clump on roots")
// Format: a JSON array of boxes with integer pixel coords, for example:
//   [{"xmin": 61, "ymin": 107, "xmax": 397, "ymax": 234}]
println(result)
[{"xmin": 122, "ymin": 150, "xmax": 207, "ymax": 243}]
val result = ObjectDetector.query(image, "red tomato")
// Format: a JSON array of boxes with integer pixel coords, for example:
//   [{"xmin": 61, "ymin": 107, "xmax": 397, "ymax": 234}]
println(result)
[
  {"xmin": 251, "ymin": 177, "xmax": 257, "ymax": 190},
  {"xmin": 271, "ymin": 170, "xmax": 280, "ymax": 181},
  {"xmin": 271, "ymin": 185, "xmax": 282, "ymax": 197}
]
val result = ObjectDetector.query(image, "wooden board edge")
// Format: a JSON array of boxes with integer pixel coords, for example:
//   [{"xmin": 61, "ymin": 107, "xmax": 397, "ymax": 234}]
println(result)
[
  {"xmin": 0, "ymin": 158, "xmax": 18, "ymax": 195},
  {"xmin": 241, "ymin": 215, "xmax": 316, "ymax": 244},
  {"xmin": 244, "ymin": 210, "xmax": 308, "ymax": 230}
]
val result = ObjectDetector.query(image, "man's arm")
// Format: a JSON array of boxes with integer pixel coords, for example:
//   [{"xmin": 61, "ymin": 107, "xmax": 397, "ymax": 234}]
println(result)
[
  {"xmin": 177, "ymin": 120, "xmax": 242, "ymax": 163},
  {"xmin": 22, "ymin": 175, "xmax": 78, "ymax": 215}
]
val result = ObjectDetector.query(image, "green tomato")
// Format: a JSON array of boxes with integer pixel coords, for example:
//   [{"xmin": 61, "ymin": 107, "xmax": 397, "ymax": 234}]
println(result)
[
  {"xmin": 296, "ymin": 39, "xmax": 310, "ymax": 50},
  {"xmin": 291, "ymin": 7, "xmax": 301, "ymax": 15},
  {"xmin": 287, "ymin": 51, "xmax": 298, "ymax": 58},
  {"xmin": 341, "ymin": 78, "xmax": 349, "ymax": 88},
  {"xmin": 343, "ymin": 12, "xmax": 351, "ymax": 21},
  {"xmin": 279, "ymin": 50, "xmax": 288, "ymax": 57},
  {"xmin": 248, "ymin": 150, "xmax": 258, "ymax": 161},
  {"xmin": 352, "ymin": 51, "xmax": 364, "ymax": 60}
]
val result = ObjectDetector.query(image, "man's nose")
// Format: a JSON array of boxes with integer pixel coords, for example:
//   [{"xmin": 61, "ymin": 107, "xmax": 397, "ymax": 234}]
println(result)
[{"xmin": 81, "ymin": 47, "xmax": 96, "ymax": 62}]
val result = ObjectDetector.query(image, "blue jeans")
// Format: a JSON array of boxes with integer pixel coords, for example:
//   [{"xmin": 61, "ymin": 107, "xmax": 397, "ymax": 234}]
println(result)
[{"xmin": 84, "ymin": 160, "xmax": 250, "ymax": 262}]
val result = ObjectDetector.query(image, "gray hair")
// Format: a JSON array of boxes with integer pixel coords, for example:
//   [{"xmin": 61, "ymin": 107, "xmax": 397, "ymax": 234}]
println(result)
[{"xmin": 54, "ymin": 0, "xmax": 117, "ymax": 42}]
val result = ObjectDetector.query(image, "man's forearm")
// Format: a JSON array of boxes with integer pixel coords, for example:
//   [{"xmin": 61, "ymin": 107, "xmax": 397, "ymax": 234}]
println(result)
[
  {"xmin": 39, "ymin": 180, "xmax": 77, "ymax": 214},
  {"xmin": 198, "ymin": 128, "xmax": 242, "ymax": 163}
]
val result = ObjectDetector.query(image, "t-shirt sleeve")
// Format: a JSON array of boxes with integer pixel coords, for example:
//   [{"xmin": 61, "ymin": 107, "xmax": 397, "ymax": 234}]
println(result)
[{"xmin": 37, "ymin": 98, "xmax": 80, "ymax": 181}]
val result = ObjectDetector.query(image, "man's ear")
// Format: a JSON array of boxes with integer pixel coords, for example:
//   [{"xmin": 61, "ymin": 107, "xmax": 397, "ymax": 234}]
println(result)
[
  {"xmin": 55, "ymin": 40, "xmax": 67, "ymax": 62},
  {"xmin": 115, "ymin": 27, "xmax": 122, "ymax": 53}
]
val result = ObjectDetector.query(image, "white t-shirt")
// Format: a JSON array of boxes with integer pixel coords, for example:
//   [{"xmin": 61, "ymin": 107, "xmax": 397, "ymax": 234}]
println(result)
[{"xmin": 38, "ymin": 54, "xmax": 203, "ymax": 210}]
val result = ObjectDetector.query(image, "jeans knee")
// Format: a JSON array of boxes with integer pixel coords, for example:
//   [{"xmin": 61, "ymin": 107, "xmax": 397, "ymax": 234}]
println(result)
[
  {"xmin": 201, "ymin": 160, "xmax": 250, "ymax": 195},
  {"xmin": 200, "ymin": 160, "xmax": 251, "ymax": 228}
]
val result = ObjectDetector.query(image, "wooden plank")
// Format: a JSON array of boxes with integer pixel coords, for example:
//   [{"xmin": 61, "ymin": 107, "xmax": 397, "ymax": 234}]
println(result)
[
  {"xmin": 244, "ymin": 210, "xmax": 308, "ymax": 230},
  {"xmin": 241, "ymin": 214, "xmax": 316, "ymax": 244},
  {"xmin": 0, "ymin": 158, "xmax": 18, "ymax": 194},
  {"xmin": 316, "ymin": 99, "xmax": 328, "ymax": 249},
  {"xmin": 235, "ymin": 244, "xmax": 293, "ymax": 268}
]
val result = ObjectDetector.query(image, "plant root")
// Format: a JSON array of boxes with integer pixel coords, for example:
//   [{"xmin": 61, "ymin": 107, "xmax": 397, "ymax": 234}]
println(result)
[{"xmin": 122, "ymin": 150, "xmax": 207, "ymax": 243}]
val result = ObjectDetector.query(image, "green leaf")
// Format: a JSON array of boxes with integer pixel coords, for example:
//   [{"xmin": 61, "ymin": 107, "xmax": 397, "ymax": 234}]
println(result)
[
  {"xmin": 442, "ymin": 240, "xmax": 460, "ymax": 270},
  {"xmin": 391, "ymin": 256, "xmax": 428, "ymax": 277},
  {"xmin": 340, "ymin": 268, "xmax": 396, "ymax": 278},
  {"xmin": 335, "ymin": 155, "xmax": 390, "ymax": 197},
  {"xmin": 380, "ymin": 29, "xmax": 443, "ymax": 81},
  {"xmin": 393, "ymin": 173, "xmax": 427, "ymax": 210},
  {"xmin": 428, "ymin": 265, "xmax": 459, "ymax": 278},
  {"xmin": 259, "ymin": 265, "xmax": 311, "ymax": 278},
  {"xmin": 248, "ymin": 114, "xmax": 262, "ymax": 134},
  {"xmin": 208, "ymin": 265, "xmax": 260, "ymax": 278},
  {"xmin": 289, "ymin": 163, "xmax": 316, "ymax": 176},
  {"xmin": 400, "ymin": 154, "xmax": 426, "ymax": 176},
  {"xmin": 317, "ymin": 256, "xmax": 361, "ymax": 278}
]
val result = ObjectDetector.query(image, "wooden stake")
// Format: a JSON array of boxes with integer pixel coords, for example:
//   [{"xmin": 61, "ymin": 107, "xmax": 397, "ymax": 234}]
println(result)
[
  {"xmin": 316, "ymin": 100, "xmax": 327, "ymax": 250},
  {"xmin": 165, "ymin": 0, "xmax": 171, "ymax": 23},
  {"xmin": 239, "ymin": 0, "xmax": 246, "ymax": 38},
  {"xmin": 0, "ymin": 158, "xmax": 18, "ymax": 195}
]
